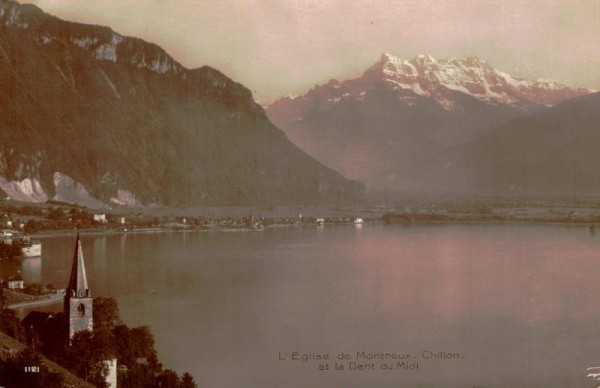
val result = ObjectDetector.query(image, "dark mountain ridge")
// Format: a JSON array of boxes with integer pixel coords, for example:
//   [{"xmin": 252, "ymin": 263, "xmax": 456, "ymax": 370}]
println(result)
[
  {"xmin": 468, "ymin": 92, "xmax": 600, "ymax": 195},
  {"xmin": 0, "ymin": 0, "xmax": 364, "ymax": 207}
]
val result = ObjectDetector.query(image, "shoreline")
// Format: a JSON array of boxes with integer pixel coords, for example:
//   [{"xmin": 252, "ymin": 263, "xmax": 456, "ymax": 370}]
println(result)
[
  {"xmin": 3, "ymin": 196, "xmax": 600, "ymax": 239},
  {"xmin": 6, "ymin": 293, "xmax": 63, "ymax": 310},
  {"xmin": 22, "ymin": 217, "xmax": 597, "ymax": 239},
  {"xmin": 28, "ymin": 226, "xmax": 203, "ymax": 239},
  {"xmin": 383, "ymin": 218, "xmax": 597, "ymax": 227}
]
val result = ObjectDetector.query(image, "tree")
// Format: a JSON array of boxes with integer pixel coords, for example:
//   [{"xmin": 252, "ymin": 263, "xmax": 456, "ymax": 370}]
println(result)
[
  {"xmin": 0, "ymin": 240, "xmax": 22, "ymax": 259},
  {"xmin": 111, "ymin": 322, "xmax": 174, "ymax": 386},
  {"xmin": 64, "ymin": 330, "xmax": 111, "ymax": 386},
  {"xmin": 156, "ymin": 369, "xmax": 180, "ymax": 387},
  {"xmin": 47, "ymin": 207, "xmax": 65, "ymax": 220},
  {"xmin": 120, "ymin": 364, "xmax": 157, "ymax": 388},
  {"xmin": 24, "ymin": 219, "xmax": 41, "ymax": 234},
  {"xmin": 180, "ymin": 372, "xmax": 197, "ymax": 388},
  {"xmin": 93, "ymin": 297, "xmax": 122, "ymax": 333},
  {"xmin": 112, "ymin": 323, "xmax": 161, "ymax": 372},
  {"xmin": 0, "ymin": 308, "xmax": 26, "ymax": 341}
]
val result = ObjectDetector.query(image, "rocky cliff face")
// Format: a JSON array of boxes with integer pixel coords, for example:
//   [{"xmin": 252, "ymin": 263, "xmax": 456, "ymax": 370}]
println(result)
[
  {"xmin": 266, "ymin": 53, "xmax": 593, "ymax": 193},
  {"xmin": 0, "ymin": 0, "xmax": 364, "ymax": 207}
]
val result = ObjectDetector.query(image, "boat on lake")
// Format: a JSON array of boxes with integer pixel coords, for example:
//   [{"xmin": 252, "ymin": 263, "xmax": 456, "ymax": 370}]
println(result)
[{"xmin": 20, "ymin": 237, "xmax": 42, "ymax": 258}]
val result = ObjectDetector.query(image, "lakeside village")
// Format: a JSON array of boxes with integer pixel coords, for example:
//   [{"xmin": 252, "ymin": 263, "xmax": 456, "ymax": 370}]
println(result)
[
  {"xmin": 1, "ymin": 194, "xmax": 600, "ymax": 303},
  {"xmin": 1, "ymin": 194, "xmax": 600, "ymax": 284},
  {"xmin": 0, "ymin": 198, "xmax": 374, "ymax": 309},
  {"xmin": 3, "ymin": 194, "xmax": 600, "ymax": 235}
]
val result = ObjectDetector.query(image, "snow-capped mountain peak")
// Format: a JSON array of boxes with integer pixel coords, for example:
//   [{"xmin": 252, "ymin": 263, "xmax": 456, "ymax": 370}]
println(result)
[
  {"xmin": 266, "ymin": 53, "xmax": 593, "ymax": 137},
  {"xmin": 365, "ymin": 53, "xmax": 590, "ymax": 107},
  {"xmin": 268, "ymin": 52, "xmax": 592, "ymax": 113}
]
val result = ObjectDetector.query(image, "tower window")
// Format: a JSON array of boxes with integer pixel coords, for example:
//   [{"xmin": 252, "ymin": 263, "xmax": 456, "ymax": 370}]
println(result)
[{"xmin": 77, "ymin": 303, "xmax": 85, "ymax": 317}]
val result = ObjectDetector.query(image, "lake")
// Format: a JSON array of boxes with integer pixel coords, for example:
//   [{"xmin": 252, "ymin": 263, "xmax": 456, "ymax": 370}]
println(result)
[{"xmin": 23, "ymin": 223, "xmax": 600, "ymax": 387}]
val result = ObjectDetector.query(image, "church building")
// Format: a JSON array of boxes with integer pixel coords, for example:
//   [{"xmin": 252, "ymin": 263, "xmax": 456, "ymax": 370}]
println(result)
[
  {"xmin": 64, "ymin": 229, "xmax": 117, "ymax": 387},
  {"xmin": 64, "ymin": 230, "xmax": 93, "ymax": 340}
]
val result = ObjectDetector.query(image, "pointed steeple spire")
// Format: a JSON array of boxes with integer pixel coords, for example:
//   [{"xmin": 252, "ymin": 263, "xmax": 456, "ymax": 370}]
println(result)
[{"xmin": 67, "ymin": 226, "xmax": 90, "ymax": 298}]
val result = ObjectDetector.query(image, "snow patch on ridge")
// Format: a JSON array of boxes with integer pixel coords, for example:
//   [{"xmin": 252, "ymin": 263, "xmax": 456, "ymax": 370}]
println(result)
[
  {"xmin": 0, "ymin": 176, "xmax": 48, "ymax": 203},
  {"xmin": 497, "ymin": 71, "xmax": 529, "ymax": 88}
]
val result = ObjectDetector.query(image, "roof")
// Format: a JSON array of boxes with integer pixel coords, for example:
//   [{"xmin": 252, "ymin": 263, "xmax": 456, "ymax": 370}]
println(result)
[
  {"xmin": 66, "ymin": 231, "xmax": 91, "ymax": 298},
  {"xmin": 21, "ymin": 311, "xmax": 53, "ymax": 330}
]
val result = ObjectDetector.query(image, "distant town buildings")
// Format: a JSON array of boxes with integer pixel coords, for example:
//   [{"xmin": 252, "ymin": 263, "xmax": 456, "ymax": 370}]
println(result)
[
  {"xmin": 7, "ymin": 279, "xmax": 24, "ymax": 289},
  {"xmin": 93, "ymin": 214, "xmax": 107, "ymax": 223}
]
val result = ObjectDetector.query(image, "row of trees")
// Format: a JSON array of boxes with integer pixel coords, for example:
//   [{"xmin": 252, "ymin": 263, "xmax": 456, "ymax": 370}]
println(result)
[
  {"xmin": 24, "ymin": 207, "xmax": 102, "ymax": 233},
  {"xmin": 0, "ymin": 302, "xmax": 26, "ymax": 341}
]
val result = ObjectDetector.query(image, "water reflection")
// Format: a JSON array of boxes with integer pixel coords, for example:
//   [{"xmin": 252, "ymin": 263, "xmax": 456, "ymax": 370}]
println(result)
[
  {"xmin": 21, "ymin": 256, "xmax": 41, "ymax": 284},
  {"xmin": 93, "ymin": 236, "xmax": 107, "ymax": 262},
  {"xmin": 119, "ymin": 234, "xmax": 127, "ymax": 260}
]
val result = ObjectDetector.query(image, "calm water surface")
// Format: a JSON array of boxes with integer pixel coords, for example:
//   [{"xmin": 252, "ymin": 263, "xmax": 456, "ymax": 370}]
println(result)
[{"xmin": 25, "ymin": 224, "xmax": 600, "ymax": 387}]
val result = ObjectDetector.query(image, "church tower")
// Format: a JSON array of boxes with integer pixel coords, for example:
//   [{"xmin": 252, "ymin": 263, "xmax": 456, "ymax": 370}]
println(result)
[{"xmin": 64, "ymin": 230, "xmax": 93, "ymax": 341}]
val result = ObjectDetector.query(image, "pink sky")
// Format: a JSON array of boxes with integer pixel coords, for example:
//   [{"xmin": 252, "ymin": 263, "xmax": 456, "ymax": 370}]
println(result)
[{"xmin": 27, "ymin": 0, "xmax": 600, "ymax": 103}]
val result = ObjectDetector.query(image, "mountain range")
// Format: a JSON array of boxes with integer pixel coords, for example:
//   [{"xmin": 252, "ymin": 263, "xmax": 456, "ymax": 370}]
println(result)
[
  {"xmin": 0, "ymin": 0, "xmax": 364, "ymax": 208},
  {"xmin": 2, "ymin": 0, "xmax": 596, "ymax": 206},
  {"xmin": 266, "ymin": 53, "xmax": 594, "ymax": 194}
]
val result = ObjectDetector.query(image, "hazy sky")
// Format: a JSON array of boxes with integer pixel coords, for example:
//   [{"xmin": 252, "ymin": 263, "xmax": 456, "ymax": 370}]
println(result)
[{"xmin": 27, "ymin": 0, "xmax": 600, "ymax": 103}]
